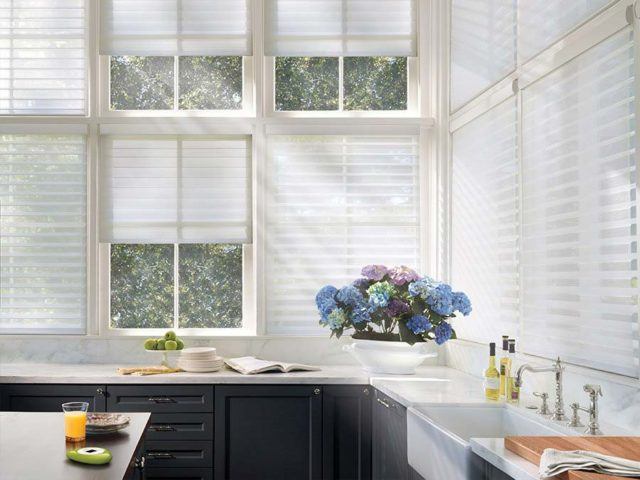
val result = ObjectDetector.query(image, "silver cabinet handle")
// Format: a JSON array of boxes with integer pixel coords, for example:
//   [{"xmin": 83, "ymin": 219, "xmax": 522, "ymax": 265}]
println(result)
[
  {"xmin": 376, "ymin": 397, "xmax": 391, "ymax": 408},
  {"xmin": 147, "ymin": 396, "xmax": 174, "ymax": 403},
  {"xmin": 146, "ymin": 452, "xmax": 175, "ymax": 460},
  {"xmin": 148, "ymin": 424, "xmax": 175, "ymax": 432},
  {"xmin": 96, "ymin": 388, "xmax": 105, "ymax": 396},
  {"xmin": 313, "ymin": 388, "xmax": 321, "ymax": 395}
]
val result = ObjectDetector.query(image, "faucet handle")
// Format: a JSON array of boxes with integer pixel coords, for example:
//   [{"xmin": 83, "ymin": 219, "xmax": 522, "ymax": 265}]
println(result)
[
  {"xmin": 568, "ymin": 403, "xmax": 584, "ymax": 428},
  {"xmin": 583, "ymin": 384, "xmax": 602, "ymax": 397},
  {"xmin": 533, "ymin": 392, "xmax": 551, "ymax": 415}
]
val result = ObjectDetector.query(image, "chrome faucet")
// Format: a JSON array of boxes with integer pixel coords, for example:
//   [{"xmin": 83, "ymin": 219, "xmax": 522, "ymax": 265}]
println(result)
[
  {"xmin": 578, "ymin": 384, "xmax": 603, "ymax": 435},
  {"xmin": 515, "ymin": 357, "xmax": 566, "ymax": 421}
]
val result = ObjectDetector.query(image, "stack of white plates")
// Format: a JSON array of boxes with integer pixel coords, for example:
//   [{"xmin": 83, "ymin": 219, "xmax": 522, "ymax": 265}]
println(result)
[
  {"xmin": 177, "ymin": 347, "xmax": 224, "ymax": 373},
  {"xmin": 86, "ymin": 413, "xmax": 130, "ymax": 435}
]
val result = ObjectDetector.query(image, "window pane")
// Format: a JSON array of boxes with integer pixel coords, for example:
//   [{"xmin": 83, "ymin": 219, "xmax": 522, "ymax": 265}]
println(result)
[
  {"xmin": 179, "ymin": 56, "xmax": 243, "ymax": 110},
  {"xmin": 343, "ymin": 57, "xmax": 407, "ymax": 111},
  {"xmin": 110, "ymin": 56, "xmax": 174, "ymax": 110},
  {"xmin": 110, "ymin": 244, "xmax": 174, "ymax": 329},
  {"xmin": 275, "ymin": 57, "xmax": 339, "ymax": 111},
  {"xmin": 178, "ymin": 244, "xmax": 243, "ymax": 329}
]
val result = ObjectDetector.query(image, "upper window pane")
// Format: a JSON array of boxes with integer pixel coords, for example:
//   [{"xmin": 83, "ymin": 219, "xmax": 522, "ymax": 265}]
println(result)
[
  {"xmin": 110, "ymin": 56, "xmax": 174, "ymax": 110},
  {"xmin": 275, "ymin": 57, "xmax": 339, "ymax": 111},
  {"xmin": 110, "ymin": 244, "xmax": 174, "ymax": 329},
  {"xmin": 179, "ymin": 56, "xmax": 243, "ymax": 110},
  {"xmin": 344, "ymin": 57, "xmax": 407, "ymax": 111},
  {"xmin": 0, "ymin": 0, "xmax": 86, "ymax": 115},
  {"xmin": 178, "ymin": 244, "xmax": 243, "ymax": 328}
]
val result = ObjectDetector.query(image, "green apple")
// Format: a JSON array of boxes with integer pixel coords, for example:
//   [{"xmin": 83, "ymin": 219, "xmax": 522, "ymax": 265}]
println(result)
[
  {"xmin": 165, "ymin": 340, "xmax": 177, "ymax": 350},
  {"xmin": 143, "ymin": 338, "xmax": 157, "ymax": 350},
  {"xmin": 156, "ymin": 339, "xmax": 166, "ymax": 350},
  {"xmin": 164, "ymin": 330, "xmax": 177, "ymax": 341},
  {"xmin": 176, "ymin": 338, "xmax": 184, "ymax": 350}
]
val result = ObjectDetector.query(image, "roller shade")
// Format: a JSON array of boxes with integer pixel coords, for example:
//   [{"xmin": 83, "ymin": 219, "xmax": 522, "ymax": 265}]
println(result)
[
  {"xmin": 450, "ymin": 0, "xmax": 516, "ymax": 110},
  {"xmin": 0, "ymin": 0, "xmax": 87, "ymax": 115},
  {"xmin": 100, "ymin": 135, "xmax": 251, "ymax": 244},
  {"xmin": 518, "ymin": 0, "xmax": 611, "ymax": 62},
  {"xmin": 0, "ymin": 133, "xmax": 87, "ymax": 333},
  {"xmin": 265, "ymin": 135, "xmax": 420, "ymax": 335},
  {"xmin": 451, "ymin": 99, "xmax": 519, "ymax": 342},
  {"xmin": 264, "ymin": 0, "xmax": 417, "ymax": 57},
  {"xmin": 99, "ymin": 0, "xmax": 253, "ymax": 56},
  {"xmin": 520, "ymin": 27, "xmax": 638, "ymax": 377}
]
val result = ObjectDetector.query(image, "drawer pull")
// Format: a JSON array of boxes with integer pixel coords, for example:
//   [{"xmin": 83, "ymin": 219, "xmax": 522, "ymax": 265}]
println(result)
[
  {"xmin": 147, "ymin": 396, "xmax": 175, "ymax": 403},
  {"xmin": 148, "ymin": 424, "xmax": 175, "ymax": 432},
  {"xmin": 376, "ymin": 397, "xmax": 391, "ymax": 408},
  {"xmin": 146, "ymin": 452, "xmax": 175, "ymax": 460}
]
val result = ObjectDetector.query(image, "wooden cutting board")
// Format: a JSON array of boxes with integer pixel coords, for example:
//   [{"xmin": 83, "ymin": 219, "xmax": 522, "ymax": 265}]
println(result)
[{"xmin": 505, "ymin": 436, "xmax": 640, "ymax": 480}]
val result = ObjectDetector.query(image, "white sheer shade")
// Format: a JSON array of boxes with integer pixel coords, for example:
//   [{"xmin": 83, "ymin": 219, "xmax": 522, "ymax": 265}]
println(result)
[
  {"xmin": 265, "ymin": 135, "xmax": 421, "ymax": 335},
  {"xmin": 264, "ymin": 0, "xmax": 417, "ymax": 57},
  {"xmin": 100, "ymin": 0, "xmax": 253, "ymax": 56},
  {"xmin": 451, "ymin": 99, "xmax": 519, "ymax": 343},
  {"xmin": 0, "ymin": 134, "xmax": 87, "ymax": 333},
  {"xmin": 100, "ymin": 136, "xmax": 251, "ymax": 244},
  {"xmin": 520, "ymin": 27, "xmax": 638, "ymax": 377},
  {"xmin": 0, "ymin": 0, "xmax": 87, "ymax": 114}
]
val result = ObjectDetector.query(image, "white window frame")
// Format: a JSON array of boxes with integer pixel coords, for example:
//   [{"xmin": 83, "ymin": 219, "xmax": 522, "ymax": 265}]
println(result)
[
  {"xmin": 446, "ymin": 0, "xmax": 640, "ymax": 378},
  {"xmin": 264, "ymin": 56, "xmax": 420, "ymax": 117},
  {"xmin": 0, "ymin": 0, "xmax": 437, "ymax": 338}
]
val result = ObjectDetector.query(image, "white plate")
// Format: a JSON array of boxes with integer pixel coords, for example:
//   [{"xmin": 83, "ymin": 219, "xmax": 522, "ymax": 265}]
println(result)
[
  {"xmin": 178, "ymin": 364, "xmax": 223, "ymax": 373},
  {"xmin": 181, "ymin": 347, "xmax": 216, "ymax": 356}
]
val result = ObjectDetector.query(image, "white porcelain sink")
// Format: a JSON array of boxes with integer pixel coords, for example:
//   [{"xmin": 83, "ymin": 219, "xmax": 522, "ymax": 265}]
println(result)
[{"xmin": 407, "ymin": 404, "xmax": 567, "ymax": 480}]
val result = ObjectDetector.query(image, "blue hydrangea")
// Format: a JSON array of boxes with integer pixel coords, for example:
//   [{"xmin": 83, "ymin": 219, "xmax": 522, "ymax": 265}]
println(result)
[
  {"xmin": 434, "ymin": 322, "xmax": 453, "ymax": 345},
  {"xmin": 351, "ymin": 305, "xmax": 371, "ymax": 324},
  {"xmin": 408, "ymin": 277, "xmax": 439, "ymax": 298},
  {"xmin": 426, "ymin": 284, "xmax": 454, "ymax": 316},
  {"xmin": 327, "ymin": 308, "xmax": 348, "ymax": 330},
  {"xmin": 452, "ymin": 291, "xmax": 472, "ymax": 316},
  {"xmin": 366, "ymin": 281, "xmax": 394, "ymax": 309},
  {"xmin": 336, "ymin": 285, "xmax": 364, "ymax": 307},
  {"xmin": 406, "ymin": 315, "xmax": 432, "ymax": 334},
  {"xmin": 316, "ymin": 285, "xmax": 338, "ymax": 320}
]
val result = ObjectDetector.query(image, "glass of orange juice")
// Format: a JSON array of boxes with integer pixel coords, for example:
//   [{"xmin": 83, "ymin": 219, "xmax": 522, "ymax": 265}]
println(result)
[{"xmin": 62, "ymin": 402, "xmax": 89, "ymax": 441}]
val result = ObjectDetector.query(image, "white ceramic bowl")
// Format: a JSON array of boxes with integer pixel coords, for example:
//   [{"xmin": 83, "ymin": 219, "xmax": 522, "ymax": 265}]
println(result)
[{"xmin": 343, "ymin": 339, "xmax": 437, "ymax": 375}]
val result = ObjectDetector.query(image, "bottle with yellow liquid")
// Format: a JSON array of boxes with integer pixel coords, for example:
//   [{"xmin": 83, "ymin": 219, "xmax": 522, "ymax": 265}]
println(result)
[
  {"xmin": 506, "ymin": 340, "xmax": 519, "ymax": 403},
  {"xmin": 484, "ymin": 342, "xmax": 500, "ymax": 401},
  {"xmin": 499, "ymin": 336, "xmax": 510, "ymax": 399}
]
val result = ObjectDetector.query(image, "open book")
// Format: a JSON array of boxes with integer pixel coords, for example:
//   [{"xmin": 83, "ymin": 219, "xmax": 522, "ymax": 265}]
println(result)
[{"xmin": 225, "ymin": 356, "xmax": 320, "ymax": 375}]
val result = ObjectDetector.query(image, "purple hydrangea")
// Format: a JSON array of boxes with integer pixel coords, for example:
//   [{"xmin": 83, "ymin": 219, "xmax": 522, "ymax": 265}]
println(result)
[
  {"xmin": 452, "ymin": 291, "xmax": 472, "ymax": 316},
  {"xmin": 426, "ymin": 284, "xmax": 455, "ymax": 316},
  {"xmin": 386, "ymin": 299, "xmax": 410, "ymax": 317},
  {"xmin": 406, "ymin": 315, "xmax": 432, "ymax": 334},
  {"xmin": 434, "ymin": 322, "xmax": 453, "ymax": 345},
  {"xmin": 361, "ymin": 264, "xmax": 388, "ymax": 281},
  {"xmin": 388, "ymin": 266, "xmax": 420, "ymax": 286},
  {"xmin": 352, "ymin": 277, "xmax": 371, "ymax": 289}
]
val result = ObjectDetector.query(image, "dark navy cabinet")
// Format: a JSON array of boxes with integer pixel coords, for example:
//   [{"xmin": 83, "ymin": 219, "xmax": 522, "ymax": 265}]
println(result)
[
  {"xmin": 0, "ymin": 384, "xmax": 107, "ymax": 412},
  {"xmin": 372, "ymin": 390, "xmax": 408, "ymax": 480},
  {"xmin": 215, "ymin": 385, "xmax": 323, "ymax": 480}
]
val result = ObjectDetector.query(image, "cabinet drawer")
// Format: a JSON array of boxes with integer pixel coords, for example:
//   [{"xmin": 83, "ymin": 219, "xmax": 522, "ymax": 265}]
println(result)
[
  {"xmin": 0, "ymin": 384, "xmax": 106, "ymax": 412},
  {"xmin": 145, "ymin": 413, "xmax": 213, "ymax": 441},
  {"xmin": 143, "ymin": 441, "xmax": 213, "ymax": 469},
  {"xmin": 143, "ymin": 467, "xmax": 212, "ymax": 480},
  {"xmin": 107, "ymin": 386, "xmax": 213, "ymax": 413}
]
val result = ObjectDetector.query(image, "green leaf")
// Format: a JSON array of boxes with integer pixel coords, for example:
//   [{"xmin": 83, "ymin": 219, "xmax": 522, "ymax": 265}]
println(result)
[{"xmin": 398, "ymin": 321, "xmax": 422, "ymax": 345}]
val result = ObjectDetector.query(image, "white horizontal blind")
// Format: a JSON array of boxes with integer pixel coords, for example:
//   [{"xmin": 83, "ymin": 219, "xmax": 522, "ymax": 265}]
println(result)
[
  {"xmin": 100, "ymin": 136, "xmax": 251, "ymax": 244},
  {"xmin": 450, "ymin": 0, "xmax": 516, "ymax": 110},
  {"xmin": 451, "ymin": 99, "xmax": 519, "ymax": 342},
  {"xmin": 521, "ymin": 26, "xmax": 638, "ymax": 377},
  {"xmin": 100, "ymin": 0, "xmax": 253, "ymax": 56},
  {"xmin": 518, "ymin": 0, "xmax": 611, "ymax": 63},
  {"xmin": 0, "ymin": 0, "xmax": 86, "ymax": 115},
  {"xmin": 264, "ymin": 0, "xmax": 417, "ymax": 57},
  {"xmin": 266, "ymin": 135, "xmax": 420, "ymax": 335},
  {"xmin": 0, "ymin": 134, "xmax": 86, "ymax": 333}
]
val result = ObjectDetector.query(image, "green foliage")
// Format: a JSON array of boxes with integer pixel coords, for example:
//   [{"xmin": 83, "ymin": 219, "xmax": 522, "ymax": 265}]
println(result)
[
  {"xmin": 178, "ymin": 244, "xmax": 242, "ymax": 328},
  {"xmin": 179, "ymin": 56, "xmax": 242, "ymax": 110},
  {"xmin": 275, "ymin": 57, "xmax": 339, "ymax": 110},
  {"xmin": 110, "ymin": 56, "xmax": 174, "ymax": 110},
  {"xmin": 344, "ymin": 57, "xmax": 407, "ymax": 110},
  {"xmin": 110, "ymin": 244, "xmax": 174, "ymax": 328}
]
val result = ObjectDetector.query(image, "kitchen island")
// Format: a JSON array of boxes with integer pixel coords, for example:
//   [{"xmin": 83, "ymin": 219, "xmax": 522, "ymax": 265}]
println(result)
[{"xmin": 0, "ymin": 411, "xmax": 150, "ymax": 480}]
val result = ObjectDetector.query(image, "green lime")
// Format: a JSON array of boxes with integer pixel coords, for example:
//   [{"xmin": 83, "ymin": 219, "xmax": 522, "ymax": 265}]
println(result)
[
  {"xmin": 164, "ymin": 330, "xmax": 177, "ymax": 341},
  {"xmin": 165, "ymin": 340, "xmax": 177, "ymax": 350},
  {"xmin": 176, "ymin": 338, "xmax": 184, "ymax": 350},
  {"xmin": 156, "ymin": 339, "xmax": 166, "ymax": 350},
  {"xmin": 143, "ymin": 338, "xmax": 157, "ymax": 350}
]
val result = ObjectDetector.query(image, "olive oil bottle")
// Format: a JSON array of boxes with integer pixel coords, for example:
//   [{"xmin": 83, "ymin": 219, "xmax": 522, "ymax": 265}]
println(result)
[
  {"xmin": 499, "ymin": 335, "xmax": 510, "ymax": 399},
  {"xmin": 484, "ymin": 342, "xmax": 500, "ymax": 401}
]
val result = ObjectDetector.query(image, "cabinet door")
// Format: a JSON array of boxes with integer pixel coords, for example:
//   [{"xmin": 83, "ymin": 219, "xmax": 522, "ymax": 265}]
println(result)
[
  {"xmin": 0, "ymin": 384, "xmax": 106, "ymax": 412},
  {"xmin": 322, "ymin": 385, "xmax": 372, "ymax": 480},
  {"xmin": 215, "ymin": 385, "xmax": 322, "ymax": 480},
  {"xmin": 372, "ymin": 390, "xmax": 408, "ymax": 480}
]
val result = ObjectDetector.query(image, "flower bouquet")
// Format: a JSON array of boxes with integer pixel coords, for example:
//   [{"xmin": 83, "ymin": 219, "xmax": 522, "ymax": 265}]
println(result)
[{"xmin": 316, "ymin": 265, "xmax": 471, "ymax": 345}]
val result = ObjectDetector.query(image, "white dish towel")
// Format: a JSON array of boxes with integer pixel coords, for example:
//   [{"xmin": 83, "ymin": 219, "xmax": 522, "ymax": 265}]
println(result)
[{"xmin": 540, "ymin": 449, "xmax": 640, "ymax": 478}]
